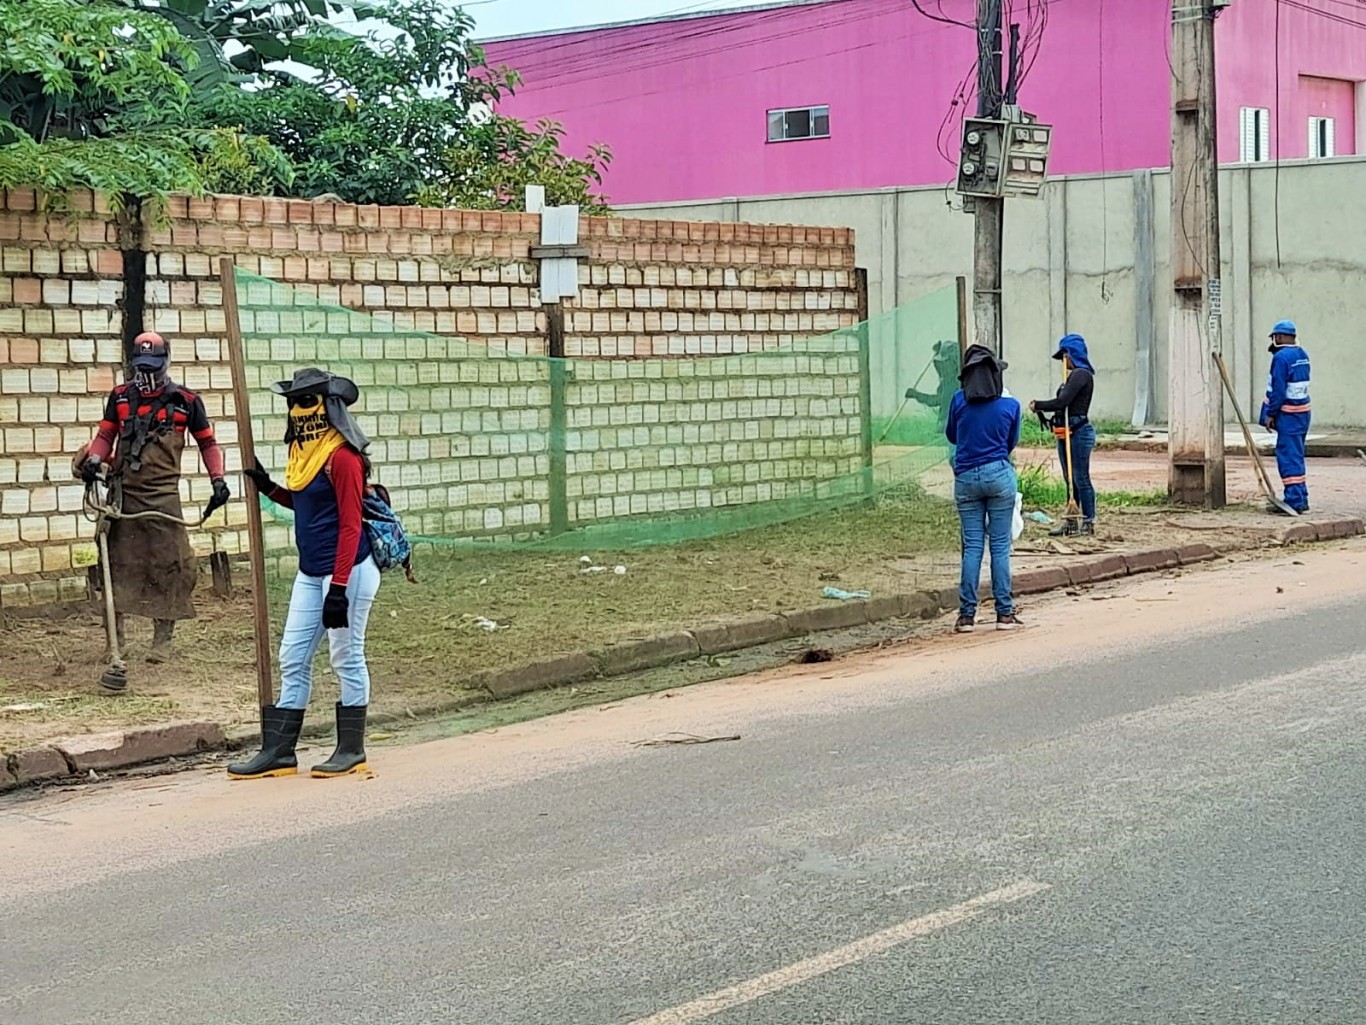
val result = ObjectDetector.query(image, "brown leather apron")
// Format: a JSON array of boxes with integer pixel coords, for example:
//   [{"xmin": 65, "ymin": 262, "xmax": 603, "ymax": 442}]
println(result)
[{"xmin": 106, "ymin": 424, "xmax": 197, "ymax": 621}]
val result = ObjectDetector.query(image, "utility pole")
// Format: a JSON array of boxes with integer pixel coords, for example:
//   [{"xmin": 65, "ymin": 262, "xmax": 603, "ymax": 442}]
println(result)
[
  {"xmin": 973, "ymin": 0, "xmax": 1004, "ymax": 357},
  {"xmin": 1167, "ymin": 0, "xmax": 1227, "ymax": 507}
]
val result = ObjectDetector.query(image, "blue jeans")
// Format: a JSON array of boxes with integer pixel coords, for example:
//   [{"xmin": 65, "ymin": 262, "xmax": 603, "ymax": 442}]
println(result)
[
  {"xmin": 955, "ymin": 459, "xmax": 1016, "ymax": 618},
  {"xmin": 1056, "ymin": 422, "xmax": 1097, "ymax": 522},
  {"xmin": 277, "ymin": 556, "xmax": 381, "ymax": 710}
]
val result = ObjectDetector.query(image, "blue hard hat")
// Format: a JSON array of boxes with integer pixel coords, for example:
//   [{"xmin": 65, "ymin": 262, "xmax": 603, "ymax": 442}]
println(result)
[{"xmin": 1269, "ymin": 319, "xmax": 1297, "ymax": 337}]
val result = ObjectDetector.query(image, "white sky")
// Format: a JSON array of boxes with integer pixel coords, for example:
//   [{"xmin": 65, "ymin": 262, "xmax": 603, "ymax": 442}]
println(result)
[{"xmin": 467, "ymin": 0, "xmax": 757, "ymax": 38}]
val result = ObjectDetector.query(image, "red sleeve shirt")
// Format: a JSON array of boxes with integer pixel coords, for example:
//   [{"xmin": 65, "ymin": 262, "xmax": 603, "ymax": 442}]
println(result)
[{"xmin": 327, "ymin": 447, "xmax": 366, "ymax": 587}]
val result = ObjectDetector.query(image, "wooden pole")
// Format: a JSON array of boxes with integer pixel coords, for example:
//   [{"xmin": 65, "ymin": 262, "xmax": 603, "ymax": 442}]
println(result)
[
  {"xmin": 955, "ymin": 275, "xmax": 969, "ymax": 357},
  {"xmin": 219, "ymin": 258, "xmax": 274, "ymax": 711},
  {"xmin": 972, "ymin": 0, "xmax": 1005, "ymax": 359},
  {"xmin": 1167, "ymin": 0, "xmax": 1226, "ymax": 507}
]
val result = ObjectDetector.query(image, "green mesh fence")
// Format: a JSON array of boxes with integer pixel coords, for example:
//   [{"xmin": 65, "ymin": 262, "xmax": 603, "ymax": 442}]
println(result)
[{"xmin": 234, "ymin": 270, "xmax": 958, "ymax": 563}]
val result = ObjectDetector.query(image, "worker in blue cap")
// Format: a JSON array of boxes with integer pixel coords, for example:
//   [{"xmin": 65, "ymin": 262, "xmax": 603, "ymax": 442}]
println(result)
[
  {"xmin": 1258, "ymin": 320, "xmax": 1311, "ymax": 513},
  {"xmin": 1030, "ymin": 333, "xmax": 1097, "ymax": 535}
]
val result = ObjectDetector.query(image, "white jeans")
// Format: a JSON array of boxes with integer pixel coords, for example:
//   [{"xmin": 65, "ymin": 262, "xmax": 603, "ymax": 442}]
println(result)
[{"xmin": 277, "ymin": 556, "xmax": 380, "ymax": 709}]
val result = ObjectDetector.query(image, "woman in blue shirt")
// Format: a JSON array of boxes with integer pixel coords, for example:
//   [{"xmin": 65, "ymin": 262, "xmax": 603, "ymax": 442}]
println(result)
[{"xmin": 945, "ymin": 345, "xmax": 1022, "ymax": 632}]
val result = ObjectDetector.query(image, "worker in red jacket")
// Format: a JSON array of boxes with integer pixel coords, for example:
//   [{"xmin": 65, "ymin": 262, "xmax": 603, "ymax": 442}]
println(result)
[{"xmin": 78, "ymin": 333, "xmax": 230, "ymax": 663}]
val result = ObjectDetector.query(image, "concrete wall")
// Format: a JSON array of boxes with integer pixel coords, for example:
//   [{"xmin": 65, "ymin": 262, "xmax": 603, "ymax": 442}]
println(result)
[
  {"xmin": 481, "ymin": 0, "xmax": 1366, "ymax": 205},
  {"xmin": 622, "ymin": 155, "xmax": 1366, "ymax": 430},
  {"xmin": 0, "ymin": 189, "xmax": 860, "ymax": 605}
]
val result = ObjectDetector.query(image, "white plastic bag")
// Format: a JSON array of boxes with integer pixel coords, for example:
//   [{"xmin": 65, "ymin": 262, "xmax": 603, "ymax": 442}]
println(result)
[{"xmin": 1011, "ymin": 491, "xmax": 1024, "ymax": 540}]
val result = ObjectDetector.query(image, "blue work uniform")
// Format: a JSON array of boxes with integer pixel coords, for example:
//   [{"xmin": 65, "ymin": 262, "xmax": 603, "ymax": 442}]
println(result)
[{"xmin": 1258, "ymin": 344, "xmax": 1311, "ymax": 512}]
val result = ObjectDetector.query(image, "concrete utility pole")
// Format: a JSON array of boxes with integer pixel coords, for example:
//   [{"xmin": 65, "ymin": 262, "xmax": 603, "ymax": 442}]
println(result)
[
  {"xmin": 1167, "ymin": 0, "xmax": 1227, "ymax": 507},
  {"xmin": 973, "ymin": 0, "xmax": 1004, "ymax": 357}
]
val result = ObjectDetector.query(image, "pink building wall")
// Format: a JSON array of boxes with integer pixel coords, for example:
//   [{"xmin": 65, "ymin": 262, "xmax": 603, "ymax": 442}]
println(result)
[
  {"xmin": 1215, "ymin": 0, "xmax": 1365, "ymax": 162},
  {"xmin": 481, "ymin": 0, "xmax": 1366, "ymax": 206}
]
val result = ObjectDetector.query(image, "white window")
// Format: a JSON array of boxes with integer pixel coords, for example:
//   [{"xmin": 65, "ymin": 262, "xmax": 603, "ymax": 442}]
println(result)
[
  {"xmin": 1309, "ymin": 116, "xmax": 1336, "ymax": 158},
  {"xmin": 767, "ymin": 106, "xmax": 830, "ymax": 143},
  {"xmin": 1239, "ymin": 107, "xmax": 1270, "ymax": 162}
]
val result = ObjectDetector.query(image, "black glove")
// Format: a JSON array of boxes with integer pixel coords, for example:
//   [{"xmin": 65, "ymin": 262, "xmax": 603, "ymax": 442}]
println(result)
[
  {"xmin": 243, "ymin": 458, "xmax": 276, "ymax": 493},
  {"xmin": 1266, "ymin": 416, "xmax": 1277, "ymax": 434},
  {"xmin": 80, "ymin": 456, "xmax": 102, "ymax": 484},
  {"xmin": 205, "ymin": 477, "xmax": 231, "ymax": 517},
  {"xmin": 322, "ymin": 583, "xmax": 350, "ymax": 630}
]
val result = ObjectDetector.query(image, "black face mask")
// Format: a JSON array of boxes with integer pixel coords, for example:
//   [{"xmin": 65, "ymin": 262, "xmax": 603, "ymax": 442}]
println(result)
[{"xmin": 133, "ymin": 367, "xmax": 167, "ymax": 392}]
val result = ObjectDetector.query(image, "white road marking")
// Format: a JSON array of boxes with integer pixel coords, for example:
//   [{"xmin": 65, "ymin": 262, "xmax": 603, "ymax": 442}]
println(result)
[{"xmin": 624, "ymin": 879, "xmax": 1050, "ymax": 1025}]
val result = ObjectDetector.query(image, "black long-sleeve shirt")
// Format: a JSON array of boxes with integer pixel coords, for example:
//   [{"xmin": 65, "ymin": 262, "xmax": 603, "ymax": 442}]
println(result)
[{"xmin": 1033, "ymin": 368, "xmax": 1094, "ymax": 420}]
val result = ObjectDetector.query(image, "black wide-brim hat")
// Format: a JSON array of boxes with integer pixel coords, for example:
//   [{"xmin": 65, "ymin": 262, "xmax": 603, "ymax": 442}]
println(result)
[{"xmin": 270, "ymin": 367, "xmax": 359, "ymax": 406}]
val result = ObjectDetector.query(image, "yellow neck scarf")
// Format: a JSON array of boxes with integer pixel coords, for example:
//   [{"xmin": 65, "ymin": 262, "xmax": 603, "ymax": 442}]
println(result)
[{"xmin": 284, "ymin": 400, "xmax": 346, "ymax": 491}]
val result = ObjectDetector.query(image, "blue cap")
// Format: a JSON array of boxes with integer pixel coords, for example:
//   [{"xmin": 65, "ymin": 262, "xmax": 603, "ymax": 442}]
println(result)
[{"xmin": 1269, "ymin": 320, "xmax": 1297, "ymax": 338}]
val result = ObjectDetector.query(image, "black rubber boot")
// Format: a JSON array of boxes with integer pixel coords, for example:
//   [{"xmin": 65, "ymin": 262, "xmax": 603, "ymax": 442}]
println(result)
[
  {"xmin": 311, "ymin": 703, "xmax": 369, "ymax": 778},
  {"xmin": 227, "ymin": 705, "xmax": 305, "ymax": 780},
  {"xmin": 146, "ymin": 619, "xmax": 175, "ymax": 664}
]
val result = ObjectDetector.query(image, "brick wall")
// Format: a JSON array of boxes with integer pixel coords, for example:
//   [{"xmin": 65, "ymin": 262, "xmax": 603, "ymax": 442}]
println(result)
[{"xmin": 0, "ymin": 187, "xmax": 861, "ymax": 603}]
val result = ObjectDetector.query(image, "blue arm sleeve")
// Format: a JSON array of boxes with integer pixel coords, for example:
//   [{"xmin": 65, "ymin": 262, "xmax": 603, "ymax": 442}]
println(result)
[
  {"xmin": 945, "ymin": 393, "xmax": 961, "ymax": 445},
  {"xmin": 1007, "ymin": 401, "xmax": 1022, "ymax": 452},
  {"xmin": 1267, "ymin": 352, "xmax": 1289, "ymax": 414}
]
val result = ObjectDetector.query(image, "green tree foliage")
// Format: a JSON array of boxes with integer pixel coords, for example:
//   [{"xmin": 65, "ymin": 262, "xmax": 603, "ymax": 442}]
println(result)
[
  {"xmin": 109, "ymin": 0, "xmax": 382, "ymax": 90},
  {"xmin": 424, "ymin": 118, "xmax": 612, "ymax": 214},
  {"xmin": 0, "ymin": 0, "xmax": 193, "ymax": 142},
  {"xmin": 190, "ymin": 0, "xmax": 611, "ymax": 208},
  {"xmin": 0, "ymin": 0, "xmax": 612, "ymax": 210}
]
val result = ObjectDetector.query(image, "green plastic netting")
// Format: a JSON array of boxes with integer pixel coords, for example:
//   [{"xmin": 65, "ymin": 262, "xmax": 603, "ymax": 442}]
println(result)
[{"xmin": 233, "ymin": 269, "xmax": 959, "ymax": 561}]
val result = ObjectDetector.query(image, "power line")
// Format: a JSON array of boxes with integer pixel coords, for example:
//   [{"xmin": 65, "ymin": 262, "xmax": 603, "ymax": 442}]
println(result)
[
  {"xmin": 495, "ymin": 0, "xmax": 903, "ymax": 83},
  {"xmin": 528, "ymin": 16, "xmax": 968, "ymax": 119}
]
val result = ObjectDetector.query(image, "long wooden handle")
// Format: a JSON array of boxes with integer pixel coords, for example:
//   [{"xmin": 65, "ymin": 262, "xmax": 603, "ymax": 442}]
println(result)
[
  {"xmin": 220, "ymin": 259, "xmax": 274, "ymax": 710},
  {"xmin": 1212, "ymin": 352, "xmax": 1274, "ymax": 501}
]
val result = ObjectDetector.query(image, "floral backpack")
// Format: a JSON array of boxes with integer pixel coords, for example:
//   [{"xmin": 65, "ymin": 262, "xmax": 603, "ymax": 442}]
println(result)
[
  {"xmin": 363, "ymin": 482, "xmax": 416, "ymax": 582},
  {"xmin": 323, "ymin": 454, "xmax": 416, "ymax": 582}
]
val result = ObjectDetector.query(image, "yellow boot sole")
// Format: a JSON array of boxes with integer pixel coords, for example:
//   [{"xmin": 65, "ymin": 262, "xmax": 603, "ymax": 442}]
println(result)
[
  {"xmin": 310, "ymin": 761, "xmax": 369, "ymax": 779},
  {"xmin": 227, "ymin": 766, "xmax": 299, "ymax": 781}
]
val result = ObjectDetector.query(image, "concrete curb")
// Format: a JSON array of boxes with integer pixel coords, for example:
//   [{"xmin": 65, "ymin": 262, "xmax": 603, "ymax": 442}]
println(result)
[{"xmin": 4, "ymin": 519, "xmax": 1360, "ymax": 793}]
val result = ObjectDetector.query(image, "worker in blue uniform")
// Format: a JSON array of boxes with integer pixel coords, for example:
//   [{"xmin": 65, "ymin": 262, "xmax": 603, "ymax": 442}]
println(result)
[{"xmin": 1258, "ymin": 319, "xmax": 1312, "ymax": 514}]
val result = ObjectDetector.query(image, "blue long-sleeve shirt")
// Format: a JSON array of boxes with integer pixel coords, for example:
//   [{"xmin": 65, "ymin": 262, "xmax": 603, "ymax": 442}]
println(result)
[
  {"xmin": 1259, "ymin": 345, "xmax": 1311, "ymax": 433},
  {"xmin": 945, "ymin": 391, "xmax": 1022, "ymax": 474}
]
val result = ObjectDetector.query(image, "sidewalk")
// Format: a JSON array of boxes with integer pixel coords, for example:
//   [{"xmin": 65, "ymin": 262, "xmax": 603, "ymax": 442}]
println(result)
[{"xmin": 1112, "ymin": 428, "xmax": 1366, "ymax": 459}]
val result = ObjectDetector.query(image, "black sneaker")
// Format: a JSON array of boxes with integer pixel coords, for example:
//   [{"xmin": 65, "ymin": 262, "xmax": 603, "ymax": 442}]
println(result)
[
  {"xmin": 954, "ymin": 615, "xmax": 975, "ymax": 634},
  {"xmin": 1080, "ymin": 520, "xmax": 1096, "ymax": 536},
  {"xmin": 996, "ymin": 613, "xmax": 1023, "ymax": 631}
]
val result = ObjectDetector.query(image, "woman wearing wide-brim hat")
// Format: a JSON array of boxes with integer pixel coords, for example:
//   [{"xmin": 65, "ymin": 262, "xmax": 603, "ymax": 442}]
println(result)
[{"xmin": 228, "ymin": 367, "xmax": 381, "ymax": 780}]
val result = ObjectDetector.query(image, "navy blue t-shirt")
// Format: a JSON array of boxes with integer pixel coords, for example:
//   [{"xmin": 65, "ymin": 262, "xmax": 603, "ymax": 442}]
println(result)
[{"xmin": 945, "ymin": 391, "xmax": 1021, "ymax": 473}]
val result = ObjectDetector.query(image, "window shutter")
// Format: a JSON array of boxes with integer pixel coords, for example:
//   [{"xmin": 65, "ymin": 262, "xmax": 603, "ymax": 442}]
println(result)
[
  {"xmin": 1325, "ymin": 117, "xmax": 1336, "ymax": 157},
  {"xmin": 1258, "ymin": 109, "xmax": 1270, "ymax": 162},
  {"xmin": 1240, "ymin": 108, "xmax": 1254, "ymax": 162}
]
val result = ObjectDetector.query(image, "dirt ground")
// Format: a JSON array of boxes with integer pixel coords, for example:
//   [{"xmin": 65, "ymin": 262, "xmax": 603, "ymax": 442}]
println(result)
[{"xmin": 2, "ymin": 450, "xmax": 1360, "ymax": 752}]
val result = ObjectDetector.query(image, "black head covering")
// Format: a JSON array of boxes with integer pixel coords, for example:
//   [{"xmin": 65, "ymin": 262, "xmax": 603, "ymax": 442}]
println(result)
[
  {"xmin": 271, "ymin": 367, "xmax": 369, "ymax": 453},
  {"xmin": 958, "ymin": 344, "xmax": 1008, "ymax": 402}
]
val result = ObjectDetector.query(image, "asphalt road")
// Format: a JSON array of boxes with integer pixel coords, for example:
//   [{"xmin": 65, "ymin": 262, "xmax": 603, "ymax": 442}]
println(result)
[{"xmin": 4, "ymin": 545, "xmax": 1366, "ymax": 1024}]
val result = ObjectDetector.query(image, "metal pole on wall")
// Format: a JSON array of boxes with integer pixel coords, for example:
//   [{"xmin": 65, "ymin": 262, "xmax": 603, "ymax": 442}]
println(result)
[
  {"xmin": 545, "ymin": 304, "xmax": 569, "ymax": 535},
  {"xmin": 220, "ymin": 258, "xmax": 274, "ymax": 712},
  {"xmin": 855, "ymin": 267, "xmax": 873, "ymax": 480}
]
